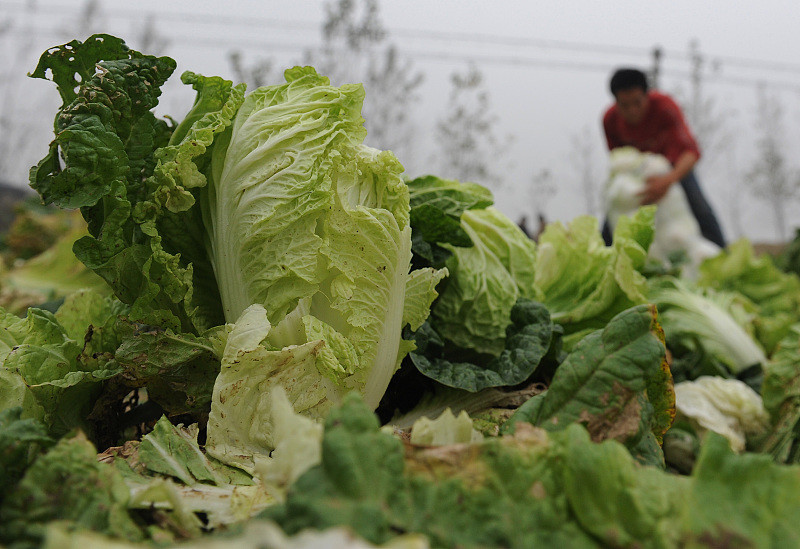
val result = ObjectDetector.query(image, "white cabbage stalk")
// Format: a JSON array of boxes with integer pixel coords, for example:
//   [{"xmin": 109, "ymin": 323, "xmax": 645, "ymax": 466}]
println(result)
[{"xmin": 651, "ymin": 278, "xmax": 767, "ymax": 373}]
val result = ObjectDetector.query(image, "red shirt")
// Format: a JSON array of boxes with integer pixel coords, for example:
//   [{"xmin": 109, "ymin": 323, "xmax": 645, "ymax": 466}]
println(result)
[{"xmin": 602, "ymin": 91, "xmax": 701, "ymax": 165}]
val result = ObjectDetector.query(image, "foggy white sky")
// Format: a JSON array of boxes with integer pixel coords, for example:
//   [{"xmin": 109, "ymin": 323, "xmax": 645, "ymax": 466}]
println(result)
[{"xmin": 2, "ymin": 0, "xmax": 800, "ymax": 241}]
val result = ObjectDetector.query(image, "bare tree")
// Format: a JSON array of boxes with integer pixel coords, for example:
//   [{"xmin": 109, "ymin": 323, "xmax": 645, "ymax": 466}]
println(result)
[
  {"xmin": 673, "ymin": 40, "xmax": 735, "ymax": 163},
  {"xmin": 361, "ymin": 45, "xmax": 423, "ymax": 163},
  {"xmin": 747, "ymin": 87, "xmax": 800, "ymax": 241},
  {"xmin": 570, "ymin": 126, "xmax": 599, "ymax": 217},
  {"xmin": 672, "ymin": 40, "xmax": 739, "ymax": 239},
  {"xmin": 0, "ymin": 0, "xmax": 39, "ymax": 184},
  {"xmin": 723, "ymin": 139, "xmax": 746, "ymax": 239},
  {"xmin": 527, "ymin": 167, "xmax": 556, "ymax": 239},
  {"xmin": 304, "ymin": 0, "xmax": 424, "ymax": 167},
  {"xmin": 56, "ymin": 0, "xmax": 107, "ymax": 39},
  {"xmin": 131, "ymin": 14, "xmax": 170, "ymax": 55},
  {"xmin": 310, "ymin": 0, "xmax": 387, "ymax": 85},
  {"xmin": 435, "ymin": 64, "xmax": 510, "ymax": 190},
  {"xmin": 1, "ymin": 0, "xmax": 109, "ymax": 186},
  {"xmin": 530, "ymin": 168, "xmax": 556, "ymax": 214},
  {"xmin": 224, "ymin": 1, "xmax": 423, "ymax": 166},
  {"xmin": 228, "ymin": 51, "xmax": 276, "ymax": 89}
]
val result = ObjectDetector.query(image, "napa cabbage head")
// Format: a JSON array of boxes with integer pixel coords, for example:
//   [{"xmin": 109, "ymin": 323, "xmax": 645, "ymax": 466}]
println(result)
[
  {"xmin": 431, "ymin": 206, "xmax": 539, "ymax": 356},
  {"xmin": 194, "ymin": 68, "xmax": 443, "ymax": 465}
]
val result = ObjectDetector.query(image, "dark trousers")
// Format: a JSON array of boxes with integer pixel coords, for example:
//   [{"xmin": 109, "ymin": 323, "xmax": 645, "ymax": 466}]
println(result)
[{"xmin": 602, "ymin": 171, "xmax": 726, "ymax": 248}]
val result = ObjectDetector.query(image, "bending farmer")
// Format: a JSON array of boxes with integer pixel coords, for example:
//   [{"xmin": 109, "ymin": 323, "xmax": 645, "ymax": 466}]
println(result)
[{"xmin": 600, "ymin": 68, "xmax": 726, "ymax": 248}]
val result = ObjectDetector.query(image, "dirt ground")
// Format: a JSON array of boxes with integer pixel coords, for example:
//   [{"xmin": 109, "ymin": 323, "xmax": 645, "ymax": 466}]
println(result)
[{"xmin": 753, "ymin": 242, "xmax": 788, "ymax": 257}]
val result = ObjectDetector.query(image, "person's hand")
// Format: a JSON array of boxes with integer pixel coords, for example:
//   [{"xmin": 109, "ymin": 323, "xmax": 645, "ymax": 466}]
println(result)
[{"xmin": 638, "ymin": 174, "xmax": 675, "ymax": 205}]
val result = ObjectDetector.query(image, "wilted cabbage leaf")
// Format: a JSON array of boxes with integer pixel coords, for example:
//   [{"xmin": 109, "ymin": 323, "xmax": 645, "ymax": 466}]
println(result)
[
  {"xmin": 503, "ymin": 304, "xmax": 674, "ymax": 465},
  {"xmin": 264, "ymin": 393, "xmax": 800, "ymax": 549}
]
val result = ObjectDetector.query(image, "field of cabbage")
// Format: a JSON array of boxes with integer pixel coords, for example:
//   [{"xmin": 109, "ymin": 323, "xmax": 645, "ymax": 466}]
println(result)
[{"xmin": 2, "ymin": 34, "xmax": 800, "ymax": 548}]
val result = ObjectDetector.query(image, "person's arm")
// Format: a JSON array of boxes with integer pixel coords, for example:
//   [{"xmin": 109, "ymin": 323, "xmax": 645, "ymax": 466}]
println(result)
[
  {"xmin": 638, "ymin": 150, "xmax": 698, "ymax": 204},
  {"xmin": 602, "ymin": 109, "xmax": 622, "ymax": 151},
  {"xmin": 639, "ymin": 96, "xmax": 700, "ymax": 204}
]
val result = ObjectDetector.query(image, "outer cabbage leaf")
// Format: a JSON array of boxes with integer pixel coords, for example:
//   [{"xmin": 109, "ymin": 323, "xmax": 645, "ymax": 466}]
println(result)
[
  {"xmin": 30, "ymin": 36, "xmax": 243, "ymax": 334},
  {"xmin": 534, "ymin": 208, "xmax": 654, "ymax": 348},
  {"xmin": 698, "ymin": 238, "xmax": 800, "ymax": 353},
  {"xmin": 0, "ymin": 291, "xmax": 126, "ymax": 436},
  {"xmin": 107, "ymin": 415, "xmax": 267, "ymax": 531},
  {"xmin": 407, "ymin": 175, "xmax": 494, "ymax": 216},
  {"xmin": 132, "ymin": 71, "xmax": 247, "ymax": 332},
  {"xmin": 28, "ymin": 34, "xmax": 145, "ymax": 209},
  {"xmin": 54, "ymin": 288, "xmax": 128, "ymax": 346},
  {"xmin": 402, "ymin": 267, "xmax": 448, "ymax": 333},
  {"xmin": 253, "ymin": 386, "xmax": 324, "ymax": 497},
  {"xmin": 265, "ymin": 394, "xmax": 800, "ymax": 548},
  {"xmin": 682, "ymin": 432, "xmax": 800, "ymax": 546},
  {"xmin": 122, "ymin": 475, "xmax": 205, "ymax": 536},
  {"xmin": 0, "ymin": 407, "xmax": 54, "ymax": 505},
  {"xmin": 464, "ymin": 207, "xmax": 538, "ymax": 297},
  {"xmin": 137, "ymin": 416, "xmax": 246, "ymax": 486},
  {"xmin": 758, "ymin": 324, "xmax": 800, "ymax": 462},
  {"xmin": 503, "ymin": 304, "xmax": 674, "ymax": 465},
  {"xmin": 1, "ymin": 289, "xmax": 223, "ymax": 442},
  {"xmin": 406, "ymin": 175, "xmax": 494, "ymax": 267},
  {"xmin": 122, "ymin": 476, "xmax": 270, "ymax": 533},
  {"xmin": 205, "ymin": 305, "xmax": 337, "ymax": 471},
  {"xmin": 409, "ymin": 299, "xmax": 552, "ymax": 391},
  {"xmin": 43, "ymin": 520, "xmax": 430, "ymax": 549},
  {"xmin": 674, "ymin": 376, "xmax": 768, "ymax": 452},
  {"xmin": 409, "ymin": 203, "xmax": 472, "ymax": 254},
  {"xmin": 0, "ymin": 432, "xmax": 144, "ymax": 547},
  {"xmin": 649, "ymin": 276, "xmax": 767, "ymax": 374},
  {"xmin": 113, "ymin": 322, "xmax": 225, "ymax": 416},
  {"xmin": 431, "ymin": 207, "xmax": 538, "ymax": 356}
]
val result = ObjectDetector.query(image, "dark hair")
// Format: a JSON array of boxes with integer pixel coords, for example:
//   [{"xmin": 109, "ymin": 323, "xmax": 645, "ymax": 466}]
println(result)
[{"xmin": 609, "ymin": 68, "xmax": 648, "ymax": 96}]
